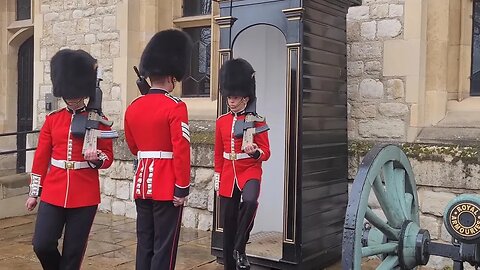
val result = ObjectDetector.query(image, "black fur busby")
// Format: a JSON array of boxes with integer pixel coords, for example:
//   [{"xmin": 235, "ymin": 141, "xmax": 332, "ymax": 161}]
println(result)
[
  {"xmin": 50, "ymin": 49, "xmax": 97, "ymax": 99},
  {"xmin": 139, "ymin": 29, "xmax": 193, "ymax": 81},
  {"xmin": 219, "ymin": 58, "xmax": 256, "ymax": 99}
]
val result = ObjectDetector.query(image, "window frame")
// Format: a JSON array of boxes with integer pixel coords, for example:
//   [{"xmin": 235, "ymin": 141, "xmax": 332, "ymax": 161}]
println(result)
[{"xmin": 174, "ymin": 2, "xmax": 213, "ymax": 98}]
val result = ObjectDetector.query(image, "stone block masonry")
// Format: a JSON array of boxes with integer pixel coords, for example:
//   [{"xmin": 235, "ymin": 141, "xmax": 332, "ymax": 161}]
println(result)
[
  {"xmin": 347, "ymin": 1, "xmax": 408, "ymax": 141},
  {"xmin": 38, "ymin": 0, "xmax": 122, "ymax": 129},
  {"xmin": 99, "ymin": 121, "xmax": 217, "ymax": 231}
]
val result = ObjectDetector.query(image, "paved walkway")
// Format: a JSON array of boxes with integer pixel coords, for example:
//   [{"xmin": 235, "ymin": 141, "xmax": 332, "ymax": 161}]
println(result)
[
  {"xmin": 0, "ymin": 213, "xmax": 355, "ymax": 270},
  {"xmin": 0, "ymin": 212, "xmax": 222, "ymax": 270}
]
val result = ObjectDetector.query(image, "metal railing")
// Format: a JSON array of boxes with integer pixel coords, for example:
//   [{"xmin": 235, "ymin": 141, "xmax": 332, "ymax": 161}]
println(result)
[{"xmin": 0, "ymin": 130, "xmax": 40, "ymax": 156}]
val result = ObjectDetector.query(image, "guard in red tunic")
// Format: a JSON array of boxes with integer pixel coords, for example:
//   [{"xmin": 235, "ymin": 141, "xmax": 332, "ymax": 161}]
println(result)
[
  {"xmin": 124, "ymin": 29, "xmax": 192, "ymax": 270},
  {"xmin": 214, "ymin": 58, "xmax": 271, "ymax": 270},
  {"xmin": 25, "ymin": 49, "xmax": 114, "ymax": 270}
]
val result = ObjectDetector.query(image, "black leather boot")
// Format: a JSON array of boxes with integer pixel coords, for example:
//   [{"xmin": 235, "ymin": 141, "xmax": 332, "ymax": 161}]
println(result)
[{"xmin": 233, "ymin": 250, "xmax": 250, "ymax": 270}]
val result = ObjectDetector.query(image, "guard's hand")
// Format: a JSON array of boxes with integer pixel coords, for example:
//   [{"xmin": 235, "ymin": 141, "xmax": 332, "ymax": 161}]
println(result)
[
  {"xmin": 173, "ymin": 196, "xmax": 186, "ymax": 207},
  {"xmin": 83, "ymin": 149, "xmax": 100, "ymax": 162},
  {"xmin": 25, "ymin": 197, "xmax": 38, "ymax": 211},
  {"xmin": 243, "ymin": 143, "xmax": 259, "ymax": 155}
]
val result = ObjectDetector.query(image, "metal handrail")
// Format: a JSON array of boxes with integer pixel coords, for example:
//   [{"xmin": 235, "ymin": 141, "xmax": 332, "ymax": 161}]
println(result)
[
  {"xmin": 0, "ymin": 130, "xmax": 39, "ymax": 137},
  {"xmin": 1, "ymin": 148, "xmax": 38, "ymax": 155},
  {"xmin": 0, "ymin": 130, "xmax": 40, "ymax": 156}
]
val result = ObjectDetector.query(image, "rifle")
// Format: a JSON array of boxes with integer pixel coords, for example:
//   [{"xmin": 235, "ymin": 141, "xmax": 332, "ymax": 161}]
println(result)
[
  {"xmin": 233, "ymin": 98, "xmax": 270, "ymax": 151},
  {"xmin": 71, "ymin": 68, "xmax": 119, "ymax": 154},
  {"xmin": 133, "ymin": 66, "xmax": 150, "ymax": 95}
]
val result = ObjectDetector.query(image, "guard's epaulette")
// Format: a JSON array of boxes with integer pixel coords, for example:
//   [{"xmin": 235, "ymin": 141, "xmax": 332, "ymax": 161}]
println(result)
[
  {"xmin": 164, "ymin": 93, "xmax": 182, "ymax": 104},
  {"xmin": 254, "ymin": 112, "xmax": 266, "ymax": 121},
  {"xmin": 217, "ymin": 112, "xmax": 230, "ymax": 120},
  {"xmin": 47, "ymin": 107, "xmax": 65, "ymax": 116},
  {"xmin": 130, "ymin": 95, "xmax": 143, "ymax": 105}
]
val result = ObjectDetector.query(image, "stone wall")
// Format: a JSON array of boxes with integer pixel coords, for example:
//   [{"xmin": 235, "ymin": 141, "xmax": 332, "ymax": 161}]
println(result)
[
  {"xmin": 98, "ymin": 121, "xmax": 216, "ymax": 231},
  {"xmin": 38, "ymin": 0, "xmax": 123, "ymax": 128},
  {"xmin": 100, "ymin": 132, "xmax": 480, "ymax": 268},
  {"xmin": 347, "ymin": 0, "xmax": 408, "ymax": 140},
  {"xmin": 349, "ymin": 141, "xmax": 480, "ymax": 269}
]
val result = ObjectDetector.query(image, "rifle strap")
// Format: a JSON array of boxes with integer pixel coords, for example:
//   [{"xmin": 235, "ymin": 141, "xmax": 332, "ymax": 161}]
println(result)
[{"xmin": 254, "ymin": 125, "xmax": 269, "ymax": 135}]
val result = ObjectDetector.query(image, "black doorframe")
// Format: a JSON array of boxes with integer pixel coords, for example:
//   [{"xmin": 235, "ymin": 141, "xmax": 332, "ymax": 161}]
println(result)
[
  {"xmin": 212, "ymin": 1, "xmax": 302, "ymax": 268},
  {"xmin": 16, "ymin": 36, "xmax": 34, "ymax": 173}
]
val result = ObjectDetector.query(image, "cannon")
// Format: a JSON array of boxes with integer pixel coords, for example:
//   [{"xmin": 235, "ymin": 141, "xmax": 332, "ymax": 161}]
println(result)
[{"xmin": 342, "ymin": 144, "xmax": 480, "ymax": 270}]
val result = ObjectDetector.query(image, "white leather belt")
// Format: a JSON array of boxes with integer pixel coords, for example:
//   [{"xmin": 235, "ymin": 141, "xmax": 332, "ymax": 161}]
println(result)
[
  {"xmin": 138, "ymin": 151, "xmax": 173, "ymax": 159},
  {"xmin": 51, "ymin": 158, "xmax": 90, "ymax": 170},
  {"xmin": 223, "ymin": 152, "xmax": 250, "ymax": 161}
]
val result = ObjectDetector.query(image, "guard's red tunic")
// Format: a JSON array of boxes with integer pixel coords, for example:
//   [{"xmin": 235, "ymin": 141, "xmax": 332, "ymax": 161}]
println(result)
[
  {"xmin": 30, "ymin": 107, "xmax": 114, "ymax": 208},
  {"xmin": 214, "ymin": 111, "xmax": 271, "ymax": 197},
  {"xmin": 124, "ymin": 89, "xmax": 191, "ymax": 200}
]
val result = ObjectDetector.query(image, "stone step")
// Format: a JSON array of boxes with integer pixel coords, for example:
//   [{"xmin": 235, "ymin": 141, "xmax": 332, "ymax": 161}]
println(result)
[
  {"xmin": 0, "ymin": 173, "xmax": 32, "ymax": 219},
  {"xmin": 0, "ymin": 173, "xmax": 30, "ymax": 190},
  {"xmin": 416, "ymin": 127, "xmax": 480, "ymax": 145},
  {"xmin": 416, "ymin": 111, "xmax": 480, "ymax": 145},
  {"xmin": 0, "ymin": 169, "xmax": 16, "ymax": 177}
]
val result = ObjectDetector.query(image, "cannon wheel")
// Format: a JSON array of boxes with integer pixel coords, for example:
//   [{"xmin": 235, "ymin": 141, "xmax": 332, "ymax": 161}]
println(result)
[{"xmin": 342, "ymin": 144, "xmax": 426, "ymax": 270}]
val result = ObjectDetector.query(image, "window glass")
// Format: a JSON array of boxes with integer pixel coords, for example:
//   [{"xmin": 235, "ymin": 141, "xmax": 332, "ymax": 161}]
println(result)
[{"xmin": 182, "ymin": 27, "xmax": 211, "ymax": 97}]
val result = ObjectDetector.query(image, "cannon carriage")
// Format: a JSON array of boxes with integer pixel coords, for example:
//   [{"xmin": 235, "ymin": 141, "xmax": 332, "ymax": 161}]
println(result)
[{"xmin": 342, "ymin": 144, "xmax": 480, "ymax": 270}]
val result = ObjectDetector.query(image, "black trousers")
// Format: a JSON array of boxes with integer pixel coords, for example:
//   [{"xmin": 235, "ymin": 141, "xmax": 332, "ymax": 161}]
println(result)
[
  {"xmin": 32, "ymin": 201, "xmax": 97, "ymax": 270},
  {"xmin": 135, "ymin": 199, "xmax": 183, "ymax": 270},
  {"xmin": 221, "ymin": 180, "xmax": 260, "ymax": 270}
]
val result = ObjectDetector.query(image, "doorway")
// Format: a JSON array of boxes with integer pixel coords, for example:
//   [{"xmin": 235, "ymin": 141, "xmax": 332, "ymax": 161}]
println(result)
[
  {"xmin": 232, "ymin": 24, "xmax": 287, "ymax": 260},
  {"xmin": 16, "ymin": 36, "xmax": 33, "ymax": 173}
]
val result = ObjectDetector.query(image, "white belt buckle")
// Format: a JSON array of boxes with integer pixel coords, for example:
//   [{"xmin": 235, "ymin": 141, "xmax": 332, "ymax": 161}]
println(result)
[{"xmin": 229, "ymin": 153, "xmax": 237, "ymax": 160}]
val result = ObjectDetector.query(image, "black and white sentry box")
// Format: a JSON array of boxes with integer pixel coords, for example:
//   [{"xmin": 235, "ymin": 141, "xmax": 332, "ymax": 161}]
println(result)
[{"xmin": 211, "ymin": 0, "xmax": 361, "ymax": 269}]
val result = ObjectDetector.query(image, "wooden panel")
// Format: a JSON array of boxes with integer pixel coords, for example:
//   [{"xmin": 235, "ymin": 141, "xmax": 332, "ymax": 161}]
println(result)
[{"xmin": 300, "ymin": 0, "xmax": 349, "ymax": 267}]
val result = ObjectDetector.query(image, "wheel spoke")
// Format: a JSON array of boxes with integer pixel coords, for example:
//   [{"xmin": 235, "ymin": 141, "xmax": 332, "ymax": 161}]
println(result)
[
  {"xmin": 372, "ymin": 174, "xmax": 403, "ymax": 229},
  {"xmin": 404, "ymin": 193, "xmax": 413, "ymax": 220},
  {"xmin": 376, "ymin": 255, "xmax": 399, "ymax": 270},
  {"xmin": 361, "ymin": 242, "xmax": 397, "ymax": 257},
  {"xmin": 365, "ymin": 208, "xmax": 400, "ymax": 240},
  {"xmin": 393, "ymin": 168, "xmax": 409, "ymax": 219},
  {"xmin": 383, "ymin": 161, "xmax": 405, "ymax": 227},
  {"xmin": 371, "ymin": 175, "xmax": 398, "ymax": 226},
  {"xmin": 372, "ymin": 175, "xmax": 388, "ymax": 208}
]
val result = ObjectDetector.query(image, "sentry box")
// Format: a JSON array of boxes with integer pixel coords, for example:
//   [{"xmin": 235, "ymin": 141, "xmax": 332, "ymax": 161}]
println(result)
[{"xmin": 211, "ymin": 0, "xmax": 361, "ymax": 269}]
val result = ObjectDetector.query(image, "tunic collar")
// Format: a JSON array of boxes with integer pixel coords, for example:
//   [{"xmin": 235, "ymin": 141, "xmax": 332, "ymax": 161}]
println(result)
[
  {"xmin": 148, "ymin": 88, "xmax": 168, "ymax": 94},
  {"xmin": 230, "ymin": 109, "xmax": 246, "ymax": 116},
  {"xmin": 66, "ymin": 106, "xmax": 86, "ymax": 114}
]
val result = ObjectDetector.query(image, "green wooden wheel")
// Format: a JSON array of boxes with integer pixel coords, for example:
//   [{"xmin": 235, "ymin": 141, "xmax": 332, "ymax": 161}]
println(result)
[{"xmin": 342, "ymin": 144, "xmax": 428, "ymax": 270}]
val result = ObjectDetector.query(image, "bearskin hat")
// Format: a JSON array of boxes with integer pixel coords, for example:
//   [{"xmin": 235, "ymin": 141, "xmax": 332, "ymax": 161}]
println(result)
[
  {"xmin": 219, "ymin": 58, "xmax": 256, "ymax": 99},
  {"xmin": 139, "ymin": 29, "xmax": 193, "ymax": 81},
  {"xmin": 50, "ymin": 49, "xmax": 97, "ymax": 99}
]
